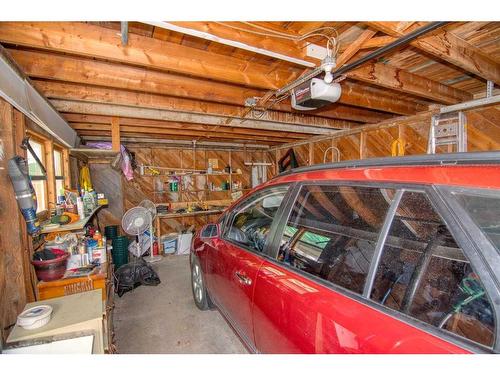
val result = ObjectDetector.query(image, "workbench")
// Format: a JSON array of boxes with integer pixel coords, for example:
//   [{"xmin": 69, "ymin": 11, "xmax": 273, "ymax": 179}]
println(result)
[{"xmin": 155, "ymin": 208, "xmax": 225, "ymax": 252}]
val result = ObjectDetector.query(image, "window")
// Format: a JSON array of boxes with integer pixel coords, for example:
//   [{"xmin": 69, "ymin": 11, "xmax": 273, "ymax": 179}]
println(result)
[
  {"xmin": 27, "ymin": 139, "xmax": 47, "ymax": 213},
  {"xmin": 223, "ymin": 185, "xmax": 289, "ymax": 253},
  {"xmin": 370, "ymin": 191, "xmax": 495, "ymax": 347},
  {"xmin": 453, "ymin": 191, "xmax": 500, "ymax": 252},
  {"xmin": 53, "ymin": 148, "xmax": 65, "ymax": 200},
  {"xmin": 278, "ymin": 185, "xmax": 395, "ymax": 295}
]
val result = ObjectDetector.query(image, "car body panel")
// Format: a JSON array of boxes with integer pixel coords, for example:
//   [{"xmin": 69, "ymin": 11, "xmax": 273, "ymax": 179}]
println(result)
[
  {"xmin": 253, "ymin": 260, "xmax": 469, "ymax": 354},
  {"xmin": 191, "ymin": 158, "xmax": 500, "ymax": 354}
]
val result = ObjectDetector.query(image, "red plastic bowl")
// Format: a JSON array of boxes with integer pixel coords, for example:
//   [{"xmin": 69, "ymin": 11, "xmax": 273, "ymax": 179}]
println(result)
[{"xmin": 31, "ymin": 252, "xmax": 69, "ymax": 282}]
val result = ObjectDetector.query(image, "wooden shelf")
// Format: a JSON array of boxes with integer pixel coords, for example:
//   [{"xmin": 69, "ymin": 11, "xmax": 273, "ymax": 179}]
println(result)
[
  {"xmin": 70, "ymin": 148, "xmax": 119, "ymax": 160},
  {"xmin": 40, "ymin": 205, "xmax": 104, "ymax": 234}
]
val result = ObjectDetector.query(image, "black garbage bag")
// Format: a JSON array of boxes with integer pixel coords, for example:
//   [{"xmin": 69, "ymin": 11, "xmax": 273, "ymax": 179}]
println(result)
[{"xmin": 114, "ymin": 258, "xmax": 161, "ymax": 297}]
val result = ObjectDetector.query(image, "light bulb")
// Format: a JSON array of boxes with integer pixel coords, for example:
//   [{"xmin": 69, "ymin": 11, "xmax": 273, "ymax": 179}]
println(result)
[
  {"xmin": 321, "ymin": 54, "xmax": 336, "ymax": 84},
  {"xmin": 324, "ymin": 71, "xmax": 334, "ymax": 84}
]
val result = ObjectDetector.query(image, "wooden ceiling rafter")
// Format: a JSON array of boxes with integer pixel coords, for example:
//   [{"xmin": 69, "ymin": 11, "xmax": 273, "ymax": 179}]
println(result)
[
  {"xmin": 63, "ymin": 113, "xmax": 310, "ymax": 140},
  {"xmin": 0, "ymin": 22, "xmax": 468, "ymax": 110},
  {"xmin": 35, "ymin": 80, "xmax": 391, "ymax": 124},
  {"xmin": 0, "ymin": 22, "xmax": 302, "ymax": 90},
  {"xmin": 72, "ymin": 124, "xmax": 299, "ymax": 144},
  {"xmin": 366, "ymin": 21, "xmax": 500, "ymax": 85},
  {"xmin": 9, "ymin": 48, "xmax": 421, "ymax": 116},
  {"xmin": 0, "ymin": 21, "xmax": 498, "ymax": 147},
  {"xmin": 51, "ymin": 99, "xmax": 349, "ymax": 135}
]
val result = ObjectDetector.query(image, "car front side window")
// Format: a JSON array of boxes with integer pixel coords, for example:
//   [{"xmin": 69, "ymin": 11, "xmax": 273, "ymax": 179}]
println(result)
[{"xmin": 223, "ymin": 184, "xmax": 289, "ymax": 253}]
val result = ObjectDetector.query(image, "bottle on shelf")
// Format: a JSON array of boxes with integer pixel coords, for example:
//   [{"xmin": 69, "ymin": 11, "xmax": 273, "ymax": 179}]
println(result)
[{"xmin": 76, "ymin": 197, "xmax": 85, "ymax": 220}]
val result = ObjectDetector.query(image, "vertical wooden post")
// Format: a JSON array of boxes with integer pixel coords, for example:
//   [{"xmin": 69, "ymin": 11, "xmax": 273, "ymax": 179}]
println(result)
[
  {"xmin": 111, "ymin": 117, "xmax": 121, "ymax": 152},
  {"xmin": 13, "ymin": 110, "xmax": 37, "ymax": 303},
  {"xmin": 308, "ymin": 142, "xmax": 314, "ymax": 166},
  {"xmin": 274, "ymin": 149, "xmax": 279, "ymax": 176},
  {"xmin": 360, "ymin": 132, "xmax": 367, "ymax": 160},
  {"xmin": 62, "ymin": 148, "xmax": 71, "ymax": 189},
  {"xmin": 44, "ymin": 139, "xmax": 56, "ymax": 209},
  {"xmin": 0, "ymin": 99, "xmax": 28, "ymax": 340}
]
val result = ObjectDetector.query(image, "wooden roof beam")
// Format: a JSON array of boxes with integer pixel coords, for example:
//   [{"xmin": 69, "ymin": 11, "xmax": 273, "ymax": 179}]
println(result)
[
  {"xmin": 11, "ymin": 49, "xmax": 416, "ymax": 116},
  {"xmin": 148, "ymin": 21, "xmax": 316, "ymax": 67},
  {"xmin": 367, "ymin": 22, "xmax": 500, "ymax": 85},
  {"xmin": 63, "ymin": 114, "xmax": 309, "ymax": 140},
  {"xmin": 77, "ymin": 130, "xmax": 281, "ymax": 146},
  {"xmin": 346, "ymin": 62, "xmax": 473, "ymax": 104},
  {"xmin": 0, "ymin": 22, "xmax": 299, "ymax": 90},
  {"xmin": 71, "ymin": 124, "xmax": 297, "ymax": 143},
  {"xmin": 34, "ymin": 79, "xmax": 392, "ymax": 125},
  {"xmin": 1, "ymin": 22, "xmax": 457, "ymax": 109},
  {"xmin": 51, "ymin": 99, "xmax": 346, "ymax": 135}
]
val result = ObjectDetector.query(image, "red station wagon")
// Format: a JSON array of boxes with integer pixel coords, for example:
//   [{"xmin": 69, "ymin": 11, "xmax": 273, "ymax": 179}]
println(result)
[{"xmin": 190, "ymin": 152, "xmax": 500, "ymax": 353}]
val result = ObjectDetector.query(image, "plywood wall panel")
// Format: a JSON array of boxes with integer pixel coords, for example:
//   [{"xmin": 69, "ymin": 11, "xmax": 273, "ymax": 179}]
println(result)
[
  {"xmin": 336, "ymin": 134, "xmax": 361, "ymax": 161},
  {"xmin": 312, "ymin": 139, "xmax": 334, "ymax": 164},
  {"xmin": 269, "ymin": 104, "xmax": 500, "ymax": 176}
]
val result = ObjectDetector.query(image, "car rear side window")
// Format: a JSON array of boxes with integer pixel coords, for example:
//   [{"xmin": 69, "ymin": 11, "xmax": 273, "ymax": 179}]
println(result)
[
  {"xmin": 452, "ymin": 191, "xmax": 500, "ymax": 253},
  {"xmin": 277, "ymin": 185, "xmax": 396, "ymax": 295},
  {"xmin": 223, "ymin": 184, "xmax": 289, "ymax": 253},
  {"xmin": 370, "ymin": 191, "xmax": 496, "ymax": 348}
]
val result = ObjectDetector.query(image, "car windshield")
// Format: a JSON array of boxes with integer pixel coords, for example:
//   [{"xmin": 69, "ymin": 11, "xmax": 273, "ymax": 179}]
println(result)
[{"xmin": 453, "ymin": 191, "xmax": 500, "ymax": 252}]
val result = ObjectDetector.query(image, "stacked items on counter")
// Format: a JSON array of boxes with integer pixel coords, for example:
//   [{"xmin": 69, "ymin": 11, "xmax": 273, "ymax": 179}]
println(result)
[
  {"xmin": 32, "ymin": 224, "xmax": 108, "ymax": 282},
  {"xmin": 41, "ymin": 165, "xmax": 108, "ymax": 233}
]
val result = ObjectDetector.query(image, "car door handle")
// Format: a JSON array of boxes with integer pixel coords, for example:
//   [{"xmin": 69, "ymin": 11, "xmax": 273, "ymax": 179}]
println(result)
[{"xmin": 235, "ymin": 271, "xmax": 252, "ymax": 286}]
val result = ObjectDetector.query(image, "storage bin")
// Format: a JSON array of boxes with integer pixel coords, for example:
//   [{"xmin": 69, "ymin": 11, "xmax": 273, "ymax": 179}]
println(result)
[{"xmin": 161, "ymin": 234, "xmax": 178, "ymax": 255}]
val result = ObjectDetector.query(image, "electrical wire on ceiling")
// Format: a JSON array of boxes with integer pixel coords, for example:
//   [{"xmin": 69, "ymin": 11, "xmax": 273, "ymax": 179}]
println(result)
[
  {"xmin": 213, "ymin": 22, "xmax": 341, "ymax": 119},
  {"xmin": 192, "ymin": 22, "xmax": 341, "ymax": 142},
  {"xmin": 215, "ymin": 22, "xmax": 340, "ymax": 58}
]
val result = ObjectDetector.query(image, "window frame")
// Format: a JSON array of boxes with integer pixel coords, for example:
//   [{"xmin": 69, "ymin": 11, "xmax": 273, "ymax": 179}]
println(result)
[
  {"xmin": 53, "ymin": 146, "xmax": 65, "ymax": 200},
  {"xmin": 434, "ymin": 185, "xmax": 500, "ymax": 352},
  {"xmin": 265, "ymin": 179, "xmax": 500, "ymax": 353},
  {"xmin": 26, "ymin": 135, "xmax": 48, "ymax": 213},
  {"xmin": 221, "ymin": 182, "xmax": 295, "ymax": 258}
]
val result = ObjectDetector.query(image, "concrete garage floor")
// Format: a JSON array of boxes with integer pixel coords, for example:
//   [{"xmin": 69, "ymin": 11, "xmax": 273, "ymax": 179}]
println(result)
[{"xmin": 113, "ymin": 255, "xmax": 247, "ymax": 354}]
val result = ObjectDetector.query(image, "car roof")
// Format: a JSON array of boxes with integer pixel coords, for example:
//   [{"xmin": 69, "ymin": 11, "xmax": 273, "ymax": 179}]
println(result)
[{"xmin": 269, "ymin": 151, "xmax": 500, "ymax": 190}]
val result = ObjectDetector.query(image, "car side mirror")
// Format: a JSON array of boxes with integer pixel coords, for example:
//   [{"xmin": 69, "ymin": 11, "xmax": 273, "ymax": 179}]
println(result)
[{"xmin": 200, "ymin": 223, "xmax": 220, "ymax": 239}]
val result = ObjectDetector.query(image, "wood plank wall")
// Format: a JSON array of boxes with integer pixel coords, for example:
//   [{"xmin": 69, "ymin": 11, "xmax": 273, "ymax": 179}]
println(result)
[
  {"xmin": 90, "ymin": 146, "xmax": 274, "ymax": 234},
  {"xmin": 0, "ymin": 99, "xmax": 36, "ymax": 342},
  {"xmin": 272, "ymin": 105, "xmax": 500, "ymax": 174}
]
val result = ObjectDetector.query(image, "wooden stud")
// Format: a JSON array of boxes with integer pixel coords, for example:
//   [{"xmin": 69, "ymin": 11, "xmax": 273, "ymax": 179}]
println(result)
[
  {"xmin": 111, "ymin": 117, "xmax": 121, "ymax": 152},
  {"xmin": 308, "ymin": 142, "xmax": 314, "ymax": 166},
  {"xmin": 62, "ymin": 148, "xmax": 71, "ymax": 189},
  {"xmin": 44, "ymin": 139, "xmax": 56, "ymax": 209},
  {"xmin": 359, "ymin": 132, "xmax": 367, "ymax": 160}
]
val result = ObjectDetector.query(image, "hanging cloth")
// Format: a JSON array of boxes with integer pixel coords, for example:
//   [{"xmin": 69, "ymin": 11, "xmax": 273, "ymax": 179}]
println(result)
[{"xmin": 79, "ymin": 165, "xmax": 93, "ymax": 191}]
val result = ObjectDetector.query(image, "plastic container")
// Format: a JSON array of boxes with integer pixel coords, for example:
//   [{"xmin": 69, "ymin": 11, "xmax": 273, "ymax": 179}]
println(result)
[
  {"xmin": 161, "ymin": 234, "xmax": 178, "ymax": 254},
  {"xmin": 104, "ymin": 225, "xmax": 119, "ymax": 240},
  {"xmin": 177, "ymin": 233, "xmax": 193, "ymax": 255},
  {"xmin": 112, "ymin": 236, "xmax": 129, "ymax": 269},
  {"xmin": 31, "ymin": 252, "xmax": 70, "ymax": 281},
  {"xmin": 16, "ymin": 305, "xmax": 53, "ymax": 330}
]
